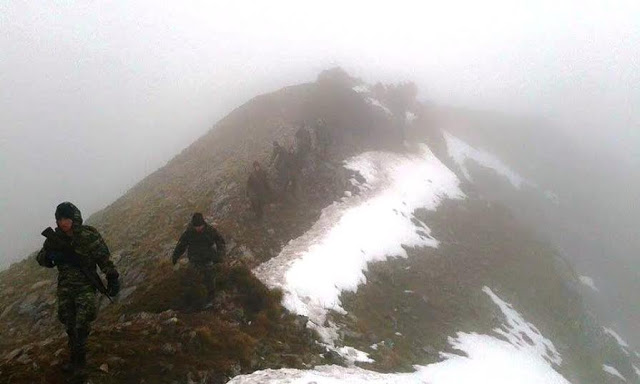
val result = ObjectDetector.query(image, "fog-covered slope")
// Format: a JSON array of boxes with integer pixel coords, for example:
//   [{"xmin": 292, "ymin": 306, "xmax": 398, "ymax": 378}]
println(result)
[{"xmin": 1, "ymin": 69, "xmax": 637, "ymax": 384}]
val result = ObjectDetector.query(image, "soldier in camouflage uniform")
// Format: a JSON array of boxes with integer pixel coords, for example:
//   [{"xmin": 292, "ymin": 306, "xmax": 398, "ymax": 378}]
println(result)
[
  {"xmin": 36, "ymin": 202, "xmax": 120, "ymax": 379},
  {"xmin": 172, "ymin": 213, "xmax": 226, "ymax": 308}
]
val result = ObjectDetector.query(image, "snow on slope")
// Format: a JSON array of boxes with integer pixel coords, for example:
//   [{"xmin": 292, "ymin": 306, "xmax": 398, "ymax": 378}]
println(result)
[
  {"xmin": 603, "ymin": 327, "xmax": 630, "ymax": 355},
  {"xmin": 254, "ymin": 144, "xmax": 464, "ymax": 346},
  {"xmin": 367, "ymin": 98, "xmax": 392, "ymax": 115},
  {"xmin": 603, "ymin": 364, "xmax": 627, "ymax": 381},
  {"xmin": 483, "ymin": 287, "xmax": 562, "ymax": 365},
  {"xmin": 579, "ymin": 275, "xmax": 599, "ymax": 292},
  {"xmin": 229, "ymin": 288, "xmax": 570, "ymax": 384},
  {"xmin": 246, "ymin": 143, "xmax": 573, "ymax": 383},
  {"xmin": 351, "ymin": 84, "xmax": 393, "ymax": 116},
  {"xmin": 443, "ymin": 131, "xmax": 529, "ymax": 189},
  {"xmin": 352, "ymin": 84, "xmax": 370, "ymax": 94}
]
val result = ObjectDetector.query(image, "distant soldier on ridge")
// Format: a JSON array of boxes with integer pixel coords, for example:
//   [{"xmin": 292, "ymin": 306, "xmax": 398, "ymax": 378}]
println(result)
[
  {"xmin": 246, "ymin": 160, "xmax": 272, "ymax": 220},
  {"xmin": 269, "ymin": 140, "xmax": 292, "ymax": 192},
  {"xmin": 172, "ymin": 213, "xmax": 226, "ymax": 308},
  {"xmin": 36, "ymin": 202, "xmax": 120, "ymax": 381},
  {"xmin": 386, "ymin": 82, "xmax": 418, "ymax": 145}
]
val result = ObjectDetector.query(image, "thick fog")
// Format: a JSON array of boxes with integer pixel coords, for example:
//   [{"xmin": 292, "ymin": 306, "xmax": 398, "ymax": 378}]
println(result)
[{"xmin": 1, "ymin": 1, "xmax": 638, "ymax": 267}]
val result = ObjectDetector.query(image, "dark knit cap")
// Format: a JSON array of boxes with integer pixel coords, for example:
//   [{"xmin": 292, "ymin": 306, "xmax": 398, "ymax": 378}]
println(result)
[
  {"xmin": 55, "ymin": 202, "xmax": 76, "ymax": 220},
  {"xmin": 191, "ymin": 212, "xmax": 206, "ymax": 227}
]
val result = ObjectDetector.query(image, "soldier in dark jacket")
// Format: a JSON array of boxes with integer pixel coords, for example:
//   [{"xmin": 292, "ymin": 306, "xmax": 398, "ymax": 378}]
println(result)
[
  {"xmin": 36, "ymin": 202, "xmax": 119, "ymax": 378},
  {"xmin": 172, "ymin": 213, "xmax": 226, "ymax": 306},
  {"xmin": 247, "ymin": 161, "xmax": 272, "ymax": 220},
  {"xmin": 269, "ymin": 140, "xmax": 291, "ymax": 191}
]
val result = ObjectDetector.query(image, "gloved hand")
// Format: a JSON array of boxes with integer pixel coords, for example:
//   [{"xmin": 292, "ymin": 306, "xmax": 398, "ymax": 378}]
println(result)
[
  {"xmin": 106, "ymin": 274, "xmax": 120, "ymax": 297},
  {"xmin": 46, "ymin": 251, "xmax": 64, "ymax": 265}
]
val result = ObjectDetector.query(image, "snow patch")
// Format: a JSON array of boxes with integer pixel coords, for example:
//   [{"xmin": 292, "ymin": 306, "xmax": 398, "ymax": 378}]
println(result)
[
  {"xmin": 351, "ymin": 83, "xmax": 394, "ymax": 117},
  {"xmin": 603, "ymin": 327, "xmax": 630, "ymax": 354},
  {"xmin": 443, "ymin": 131, "xmax": 529, "ymax": 189},
  {"xmin": 603, "ymin": 364, "xmax": 627, "ymax": 381},
  {"xmin": 337, "ymin": 346, "xmax": 374, "ymax": 364},
  {"xmin": 406, "ymin": 111, "xmax": 417, "ymax": 123},
  {"xmin": 420, "ymin": 329, "xmax": 570, "ymax": 384},
  {"xmin": 229, "ymin": 288, "xmax": 571, "ymax": 384},
  {"xmin": 633, "ymin": 365, "xmax": 640, "ymax": 378},
  {"xmin": 366, "ymin": 97, "xmax": 392, "ymax": 116},
  {"xmin": 352, "ymin": 84, "xmax": 370, "ymax": 94},
  {"xmin": 483, "ymin": 287, "xmax": 562, "ymax": 365},
  {"xmin": 254, "ymin": 145, "xmax": 464, "ymax": 349},
  {"xmin": 578, "ymin": 275, "xmax": 599, "ymax": 292},
  {"xmin": 229, "ymin": 365, "xmax": 418, "ymax": 384}
]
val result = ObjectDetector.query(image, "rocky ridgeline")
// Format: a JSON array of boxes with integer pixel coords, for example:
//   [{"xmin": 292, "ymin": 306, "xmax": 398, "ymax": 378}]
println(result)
[
  {"xmin": 0, "ymin": 69, "xmax": 395, "ymax": 383},
  {"xmin": 3, "ymin": 69, "xmax": 640, "ymax": 384}
]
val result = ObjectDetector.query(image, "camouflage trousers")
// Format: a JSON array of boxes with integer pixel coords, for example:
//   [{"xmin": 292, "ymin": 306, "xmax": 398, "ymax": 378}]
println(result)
[{"xmin": 57, "ymin": 283, "xmax": 97, "ymax": 331}]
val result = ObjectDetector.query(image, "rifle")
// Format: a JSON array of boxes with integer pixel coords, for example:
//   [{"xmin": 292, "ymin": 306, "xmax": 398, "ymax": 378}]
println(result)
[{"xmin": 41, "ymin": 227, "xmax": 113, "ymax": 304}]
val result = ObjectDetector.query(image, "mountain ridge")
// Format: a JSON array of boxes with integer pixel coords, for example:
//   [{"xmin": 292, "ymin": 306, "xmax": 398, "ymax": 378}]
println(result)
[{"xmin": 1, "ymin": 69, "xmax": 638, "ymax": 383}]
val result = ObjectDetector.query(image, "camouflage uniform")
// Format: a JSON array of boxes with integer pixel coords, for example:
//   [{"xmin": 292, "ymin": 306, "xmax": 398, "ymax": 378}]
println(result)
[
  {"xmin": 36, "ymin": 202, "xmax": 118, "ymax": 375},
  {"xmin": 172, "ymin": 221, "xmax": 226, "ymax": 307}
]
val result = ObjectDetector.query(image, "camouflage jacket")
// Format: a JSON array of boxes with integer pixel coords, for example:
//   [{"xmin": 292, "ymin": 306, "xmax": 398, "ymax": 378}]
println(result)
[
  {"xmin": 36, "ymin": 204, "xmax": 118, "ymax": 288},
  {"xmin": 172, "ymin": 224, "xmax": 226, "ymax": 264}
]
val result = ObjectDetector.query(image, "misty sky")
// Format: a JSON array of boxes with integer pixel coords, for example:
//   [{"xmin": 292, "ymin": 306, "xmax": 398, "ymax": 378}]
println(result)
[{"xmin": 1, "ymin": 1, "xmax": 639, "ymax": 267}]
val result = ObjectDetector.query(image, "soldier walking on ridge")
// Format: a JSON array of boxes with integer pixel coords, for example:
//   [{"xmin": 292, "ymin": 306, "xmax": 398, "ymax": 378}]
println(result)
[
  {"xmin": 36, "ymin": 202, "xmax": 120, "ymax": 381},
  {"xmin": 172, "ymin": 213, "xmax": 226, "ymax": 308},
  {"xmin": 269, "ymin": 140, "xmax": 292, "ymax": 192},
  {"xmin": 246, "ymin": 161, "xmax": 272, "ymax": 220}
]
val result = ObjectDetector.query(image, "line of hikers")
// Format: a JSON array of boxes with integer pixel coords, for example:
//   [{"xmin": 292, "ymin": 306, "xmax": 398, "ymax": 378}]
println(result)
[
  {"xmin": 246, "ymin": 119, "xmax": 332, "ymax": 220},
  {"xmin": 35, "ymin": 119, "xmax": 332, "ymax": 382}
]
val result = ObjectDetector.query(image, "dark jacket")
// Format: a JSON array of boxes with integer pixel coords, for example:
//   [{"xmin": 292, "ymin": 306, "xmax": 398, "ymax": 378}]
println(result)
[
  {"xmin": 247, "ymin": 168, "xmax": 272, "ymax": 200},
  {"xmin": 172, "ymin": 224, "xmax": 226, "ymax": 264}
]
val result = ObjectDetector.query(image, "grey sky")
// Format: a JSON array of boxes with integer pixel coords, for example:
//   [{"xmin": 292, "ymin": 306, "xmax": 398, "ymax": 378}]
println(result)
[{"xmin": 1, "ymin": 1, "xmax": 639, "ymax": 266}]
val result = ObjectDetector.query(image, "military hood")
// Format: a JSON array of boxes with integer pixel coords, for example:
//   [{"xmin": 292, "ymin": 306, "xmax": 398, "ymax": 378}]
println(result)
[{"xmin": 55, "ymin": 202, "xmax": 83, "ymax": 227}]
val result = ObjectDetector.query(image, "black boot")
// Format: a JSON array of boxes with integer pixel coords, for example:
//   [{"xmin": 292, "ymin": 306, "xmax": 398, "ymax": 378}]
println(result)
[
  {"xmin": 62, "ymin": 328, "xmax": 77, "ymax": 373},
  {"xmin": 75, "ymin": 327, "xmax": 89, "ymax": 370},
  {"xmin": 70, "ymin": 327, "xmax": 89, "ymax": 383}
]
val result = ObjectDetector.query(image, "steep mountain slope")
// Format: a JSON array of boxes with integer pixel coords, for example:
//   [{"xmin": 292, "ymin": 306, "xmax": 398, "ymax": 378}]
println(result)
[
  {"xmin": 438, "ymin": 110, "xmax": 640, "ymax": 350},
  {"xmin": 1, "ymin": 69, "xmax": 638, "ymax": 384}
]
